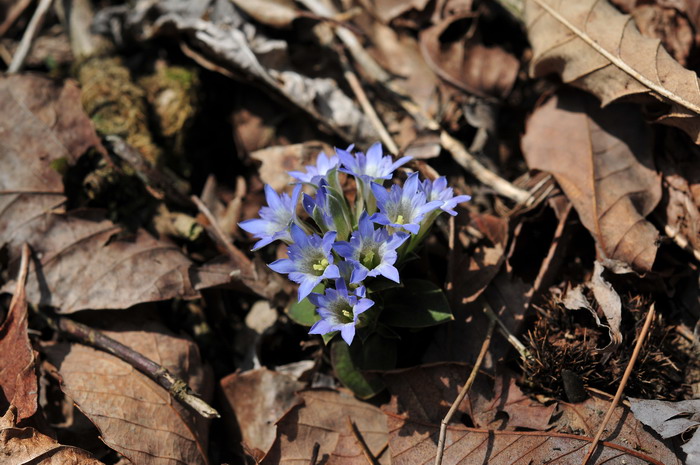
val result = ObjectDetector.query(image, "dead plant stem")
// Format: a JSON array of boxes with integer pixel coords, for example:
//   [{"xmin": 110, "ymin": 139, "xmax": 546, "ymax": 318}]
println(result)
[
  {"xmin": 343, "ymin": 66, "xmax": 399, "ymax": 154},
  {"xmin": 581, "ymin": 304, "xmax": 656, "ymax": 465},
  {"xmin": 483, "ymin": 301, "xmax": 532, "ymax": 362},
  {"xmin": 8, "ymin": 0, "xmax": 54, "ymax": 73},
  {"xmin": 435, "ymin": 318, "xmax": 495, "ymax": 465},
  {"xmin": 46, "ymin": 315, "xmax": 220, "ymax": 419}
]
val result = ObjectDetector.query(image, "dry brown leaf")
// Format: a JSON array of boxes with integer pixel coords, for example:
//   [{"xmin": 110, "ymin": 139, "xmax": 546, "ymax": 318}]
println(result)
[
  {"xmin": 2, "ymin": 212, "xmax": 198, "ymax": 312},
  {"xmin": 420, "ymin": 13, "xmax": 519, "ymax": 99},
  {"xmin": 0, "ymin": 246, "xmax": 37, "ymax": 422},
  {"xmin": 386, "ymin": 390, "xmax": 679, "ymax": 464},
  {"xmin": 525, "ymin": 0, "xmax": 700, "ymax": 143},
  {"xmin": 383, "ymin": 363, "xmax": 555, "ymax": 431},
  {"xmin": 522, "ymin": 91, "xmax": 661, "ymax": 272},
  {"xmin": 0, "ymin": 74, "xmax": 225, "ymax": 312},
  {"xmin": 262, "ymin": 389, "xmax": 389, "ymax": 464},
  {"xmin": 0, "ymin": 406, "xmax": 104, "ymax": 465},
  {"xmin": 250, "ymin": 142, "xmax": 333, "ymax": 192},
  {"xmin": 220, "ymin": 368, "xmax": 304, "ymax": 461},
  {"xmin": 44, "ymin": 321, "xmax": 212, "ymax": 465},
  {"xmin": 231, "ymin": 0, "xmax": 300, "ymax": 28}
]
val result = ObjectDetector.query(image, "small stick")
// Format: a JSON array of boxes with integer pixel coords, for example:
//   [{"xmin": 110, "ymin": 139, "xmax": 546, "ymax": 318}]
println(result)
[
  {"xmin": 343, "ymin": 66, "xmax": 399, "ymax": 154},
  {"xmin": 347, "ymin": 417, "xmax": 379, "ymax": 465},
  {"xmin": 310, "ymin": 442, "xmax": 320, "ymax": 465},
  {"xmin": 47, "ymin": 315, "xmax": 220, "ymax": 419},
  {"xmin": 191, "ymin": 194, "xmax": 255, "ymax": 273},
  {"xmin": 483, "ymin": 301, "xmax": 532, "ymax": 362},
  {"xmin": 7, "ymin": 0, "xmax": 54, "ymax": 73},
  {"xmin": 581, "ymin": 304, "xmax": 656, "ymax": 465},
  {"xmin": 435, "ymin": 318, "xmax": 495, "ymax": 465}
]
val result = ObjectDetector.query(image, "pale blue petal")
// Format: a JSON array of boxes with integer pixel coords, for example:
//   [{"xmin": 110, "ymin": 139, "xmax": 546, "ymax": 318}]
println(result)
[
  {"xmin": 340, "ymin": 324, "xmax": 356, "ymax": 345},
  {"xmin": 268, "ymin": 258, "xmax": 296, "ymax": 274}
]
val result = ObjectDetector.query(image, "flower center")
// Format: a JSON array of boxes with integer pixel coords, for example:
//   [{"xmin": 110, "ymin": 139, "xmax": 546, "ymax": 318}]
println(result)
[
  {"xmin": 312, "ymin": 257, "xmax": 330, "ymax": 274},
  {"xmin": 341, "ymin": 309, "xmax": 353, "ymax": 319},
  {"xmin": 359, "ymin": 244, "xmax": 381, "ymax": 270},
  {"xmin": 395, "ymin": 214, "xmax": 405, "ymax": 225}
]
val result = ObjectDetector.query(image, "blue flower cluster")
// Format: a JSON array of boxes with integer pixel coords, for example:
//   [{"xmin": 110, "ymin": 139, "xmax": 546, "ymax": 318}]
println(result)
[{"xmin": 240, "ymin": 143, "xmax": 470, "ymax": 345}]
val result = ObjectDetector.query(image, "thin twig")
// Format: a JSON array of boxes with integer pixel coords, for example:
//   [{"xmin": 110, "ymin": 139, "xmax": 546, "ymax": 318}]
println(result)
[
  {"xmin": 10, "ymin": 244, "xmax": 31, "ymax": 310},
  {"xmin": 347, "ymin": 417, "xmax": 379, "ymax": 465},
  {"xmin": 483, "ymin": 301, "xmax": 532, "ymax": 362},
  {"xmin": 435, "ymin": 318, "xmax": 495, "ymax": 465},
  {"xmin": 296, "ymin": 0, "xmax": 531, "ymax": 204},
  {"xmin": 191, "ymin": 194, "xmax": 256, "ymax": 276},
  {"xmin": 343, "ymin": 66, "xmax": 399, "ymax": 154},
  {"xmin": 45, "ymin": 315, "xmax": 220, "ymax": 419},
  {"xmin": 8, "ymin": 0, "xmax": 53, "ymax": 73},
  {"xmin": 582, "ymin": 304, "xmax": 656, "ymax": 465}
]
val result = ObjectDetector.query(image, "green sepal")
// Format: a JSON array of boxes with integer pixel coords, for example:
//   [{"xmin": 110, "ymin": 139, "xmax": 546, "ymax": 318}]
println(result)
[
  {"xmin": 381, "ymin": 279, "xmax": 453, "ymax": 328},
  {"xmin": 286, "ymin": 283, "xmax": 324, "ymax": 326}
]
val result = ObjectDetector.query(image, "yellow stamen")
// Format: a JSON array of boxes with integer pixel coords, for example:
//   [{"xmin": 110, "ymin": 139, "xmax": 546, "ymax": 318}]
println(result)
[
  {"xmin": 395, "ymin": 214, "xmax": 405, "ymax": 225},
  {"xmin": 341, "ymin": 309, "xmax": 353, "ymax": 319},
  {"xmin": 312, "ymin": 258, "xmax": 329, "ymax": 271}
]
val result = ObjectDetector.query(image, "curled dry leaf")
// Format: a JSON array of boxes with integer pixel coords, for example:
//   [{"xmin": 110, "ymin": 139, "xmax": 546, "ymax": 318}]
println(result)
[
  {"xmin": 0, "ymin": 405, "xmax": 105, "ymax": 465},
  {"xmin": 525, "ymin": 0, "xmax": 700, "ymax": 143},
  {"xmin": 563, "ymin": 261, "xmax": 623, "ymax": 353},
  {"xmin": 630, "ymin": 397, "xmax": 700, "ymax": 464},
  {"xmin": 219, "ymin": 368, "xmax": 304, "ymax": 460},
  {"xmin": 44, "ymin": 320, "xmax": 212, "ymax": 465},
  {"xmin": 262, "ymin": 389, "xmax": 390, "ymax": 464},
  {"xmin": 97, "ymin": 0, "xmax": 378, "ymax": 145},
  {"xmin": 522, "ymin": 91, "xmax": 661, "ymax": 272},
  {"xmin": 420, "ymin": 13, "xmax": 519, "ymax": 100},
  {"xmin": 0, "ymin": 245, "xmax": 37, "ymax": 422}
]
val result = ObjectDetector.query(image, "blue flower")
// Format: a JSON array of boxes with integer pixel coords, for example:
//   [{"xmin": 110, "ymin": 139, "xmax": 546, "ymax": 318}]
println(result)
[
  {"xmin": 333, "ymin": 212, "xmax": 408, "ymax": 284},
  {"xmin": 302, "ymin": 181, "xmax": 333, "ymax": 232},
  {"xmin": 308, "ymin": 278, "xmax": 374, "ymax": 345},
  {"xmin": 268, "ymin": 224, "xmax": 341, "ymax": 301},
  {"xmin": 369, "ymin": 172, "xmax": 443, "ymax": 235},
  {"xmin": 421, "ymin": 177, "xmax": 471, "ymax": 216},
  {"xmin": 239, "ymin": 184, "xmax": 302, "ymax": 251},
  {"xmin": 338, "ymin": 142, "xmax": 411, "ymax": 182},
  {"xmin": 289, "ymin": 151, "xmax": 339, "ymax": 185}
]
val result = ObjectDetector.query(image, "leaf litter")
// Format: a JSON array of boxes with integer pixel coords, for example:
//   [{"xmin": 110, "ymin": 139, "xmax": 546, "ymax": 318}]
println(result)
[{"xmin": 3, "ymin": 0, "xmax": 700, "ymax": 463}]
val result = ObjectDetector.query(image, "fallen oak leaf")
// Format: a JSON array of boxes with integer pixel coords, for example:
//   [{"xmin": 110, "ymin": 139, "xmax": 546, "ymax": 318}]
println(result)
[
  {"xmin": 43, "ymin": 320, "xmax": 213, "ymax": 465},
  {"xmin": 525, "ymin": 0, "xmax": 700, "ymax": 143}
]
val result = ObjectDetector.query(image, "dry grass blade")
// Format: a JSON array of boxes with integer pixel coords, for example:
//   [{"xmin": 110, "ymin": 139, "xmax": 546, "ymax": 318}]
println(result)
[
  {"xmin": 526, "ymin": 0, "xmax": 700, "ymax": 143},
  {"xmin": 435, "ymin": 319, "xmax": 495, "ymax": 465},
  {"xmin": 582, "ymin": 304, "xmax": 657, "ymax": 464}
]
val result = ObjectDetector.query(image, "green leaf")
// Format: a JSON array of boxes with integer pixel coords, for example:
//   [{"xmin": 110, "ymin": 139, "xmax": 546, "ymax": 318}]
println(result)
[
  {"xmin": 381, "ymin": 279, "xmax": 453, "ymax": 328},
  {"xmin": 331, "ymin": 339, "xmax": 385, "ymax": 399},
  {"xmin": 360, "ymin": 334, "xmax": 397, "ymax": 370},
  {"xmin": 286, "ymin": 283, "xmax": 324, "ymax": 326}
]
